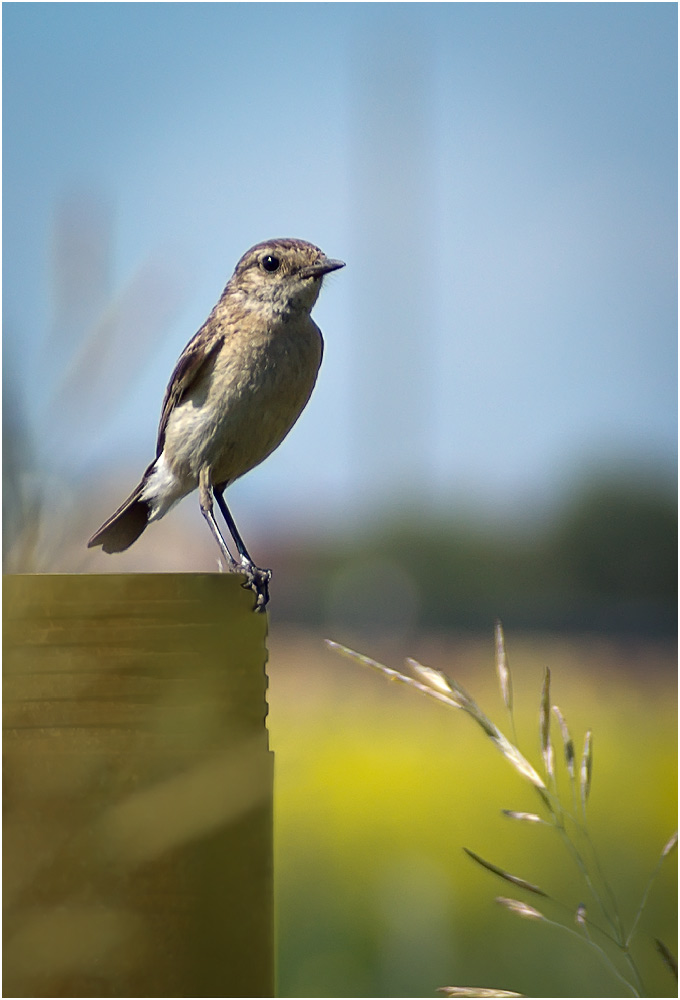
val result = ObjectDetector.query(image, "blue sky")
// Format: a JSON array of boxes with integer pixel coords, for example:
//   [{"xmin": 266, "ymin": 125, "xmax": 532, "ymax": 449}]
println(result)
[{"xmin": 4, "ymin": 3, "xmax": 677, "ymax": 546}]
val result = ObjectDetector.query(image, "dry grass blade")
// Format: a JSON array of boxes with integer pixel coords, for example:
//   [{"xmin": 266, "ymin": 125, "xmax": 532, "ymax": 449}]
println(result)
[
  {"xmin": 495, "ymin": 619, "xmax": 513, "ymax": 712},
  {"xmin": 552, "ymin": 705, "xmax": 575, "ymax": 779},
  {"xmin": 439, "ymin": 989, "xmax": 524, "ymax": 998},
  {"xmin": 501, "ymin": 810, "xmax": 545, "ymax": 824},
  {"xmin": 655, "ymin": 938, "xmax": 678, "ymax": 979},
  {"xmin": 325, "ymin": 641, "xmax": 466, "ymax": 711},
  {"xmin": 463, "ymin": 848, "xmax": 548, "ymax": 897},
  {"xmin": 540, "ymin": 668, "xmax": 553, "ymax": 778},
  {"xmin": 580, "ymin": 730, "xmax": 593, "ymax": 810},
  {"xmin": 496, "ymin": 896, "xmax": 545, "ymax": 920}
]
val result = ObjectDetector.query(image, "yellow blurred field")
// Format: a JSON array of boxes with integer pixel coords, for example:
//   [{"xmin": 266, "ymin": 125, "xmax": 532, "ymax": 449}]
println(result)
[{"xmin": 267, "ymin": 629, "xmax": 677, "ymax": 998}]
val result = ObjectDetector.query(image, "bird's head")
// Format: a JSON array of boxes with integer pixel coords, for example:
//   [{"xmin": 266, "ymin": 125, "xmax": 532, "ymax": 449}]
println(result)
[{"xmin": 227, "ymin": 238, "xmax": 345, "ymax": 316}]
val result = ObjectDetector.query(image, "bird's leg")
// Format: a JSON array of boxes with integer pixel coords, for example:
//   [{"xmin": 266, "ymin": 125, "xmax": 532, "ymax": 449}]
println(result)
[
  {"xmin": 198, "ymin": 469, "xmax": 239, "ymax": 572},
  {"xmin": 213, "ymin": 482, "xmax": 271, "ymax": 612}
]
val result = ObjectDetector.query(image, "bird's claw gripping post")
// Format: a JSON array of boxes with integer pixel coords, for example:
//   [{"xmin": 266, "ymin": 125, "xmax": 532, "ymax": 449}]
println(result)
[{"xmin": 242, "ymin": 565, "xmax": 272, "ymax": 613}]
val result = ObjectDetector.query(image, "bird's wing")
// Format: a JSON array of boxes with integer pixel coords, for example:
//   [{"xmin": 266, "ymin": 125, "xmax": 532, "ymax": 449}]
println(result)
[{"xmin": 156, "ymin": 326, "xmax": 224, "ymax": 456}]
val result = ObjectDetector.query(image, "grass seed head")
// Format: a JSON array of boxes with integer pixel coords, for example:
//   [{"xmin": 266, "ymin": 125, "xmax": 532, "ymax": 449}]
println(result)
[
  {"xmin": 496, "ymin": 896, "xmax": 545, "ymax": 921},
  {"xmin": 580, "ymin": 730, "xmax": 593, "ymax": 810},
  {"xmin": 407, "ymin": 659, "xmax": 454, "ymax": 696},
  {"xmin": 540, "ymin": 668, "xmax": 553, "ymax": 778},
  {"xmin": 439, "ymin": 988, "xmax": 525, "ymax": 998},
  {"xmin": 495, "ymin": 619, "xmax": 513, "ymax": 712},
  {"xmin": 501, "ymin": 810, "xmax": 545, "ymax": 824},
  {"xmin": 654, "ymin": 938, "xmax": 678, "ymax": 979},
  {"xmin": 661, "ymin": 831, "xmax": 678, "ymax": 857},
  {"xmin": 464, "ymin": 848, "xmax": 548, "ymax": 897},
  {"xmin": 552, "ymin": 705, "xmax": 575, "ymax": 778}
]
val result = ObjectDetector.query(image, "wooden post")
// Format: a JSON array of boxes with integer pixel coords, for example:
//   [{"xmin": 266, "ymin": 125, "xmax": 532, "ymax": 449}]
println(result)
[{"xmin": 3, "ymin": 573, "xmax": 273, "ymax": 999}]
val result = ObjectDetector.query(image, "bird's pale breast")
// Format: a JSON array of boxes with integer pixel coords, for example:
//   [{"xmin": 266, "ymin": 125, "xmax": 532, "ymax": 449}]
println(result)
[{"xmin": 162, "ymin": 317, "xmax": 323, "ymax": 489}]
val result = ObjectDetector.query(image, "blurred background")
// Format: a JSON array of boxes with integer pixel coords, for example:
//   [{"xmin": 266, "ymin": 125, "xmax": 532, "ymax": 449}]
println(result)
[{"xmin": 3, "ymin": 3, "xmax": 677, "ymax": 997}]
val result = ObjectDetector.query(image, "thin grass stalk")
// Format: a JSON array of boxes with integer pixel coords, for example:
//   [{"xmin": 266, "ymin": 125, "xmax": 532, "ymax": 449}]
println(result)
[
  {"xmin": 496, "ymin": 892, "xmax": 640, "ymax": 997},
  {"xmin": 500, "ymin": 887, "xmax": 640, "ymax": 998},
  {"xmin": 578, "ymin": 822, "xmax": 627, "ymax": 944},
  {"xmin": 514, "ymin": 739, "xmax": 622, "ymax": 942},
  {"xmin": 541, "ymin": 759, "xmax": 625, "ymax": 944},
  {"xmin": 479, "ymin": 696, "xmax": 624, "ymax": 947},
  {"xmin": 548, "ymin": 810, "xmax": 623, "ymax": 941},
  {"xmin": 626, "ymin": 831, "xmax": 678, "ymax": 947},
  {"xmin": 531, "ymin": 818, "xmax": 643, "ymax": 993},
  {"xmin": 568, "ymin": 910, "xmax": 641, "ymax": 998},
  {"xmin": 572, "ymin": 729, "xmax": 628, "ymax": 939}
]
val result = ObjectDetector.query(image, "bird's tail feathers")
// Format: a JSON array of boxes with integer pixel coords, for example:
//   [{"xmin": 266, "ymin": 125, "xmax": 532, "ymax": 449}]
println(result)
[{"xmin": 87, "ymin": 479, "xmax": 152, "ymax": 553}]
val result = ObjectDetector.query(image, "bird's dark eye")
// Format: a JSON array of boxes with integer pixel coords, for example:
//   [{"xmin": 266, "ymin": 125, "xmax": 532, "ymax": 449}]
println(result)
[{"xmin": 261, "ymin": 255, "xmax": 280, "ymax": 273}]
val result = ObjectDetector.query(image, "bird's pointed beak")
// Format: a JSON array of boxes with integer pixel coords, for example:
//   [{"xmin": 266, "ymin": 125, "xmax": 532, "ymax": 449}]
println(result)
[{"xmin": 302, "ymin": 257, "xmax": 346, "ymax": 279}]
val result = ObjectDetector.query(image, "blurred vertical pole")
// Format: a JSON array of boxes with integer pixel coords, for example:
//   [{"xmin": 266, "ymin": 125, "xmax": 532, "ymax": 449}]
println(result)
[
  {"xmin": 350, "ymin": 12, "xmax": 435, "ymax": 503},
  {"xmin": 3, "ymin": 573, "xmax": 274, "ymax": 999},
  {"xmin": 49, "ymin": 189, "xmax": 112, "ymax": 357}
]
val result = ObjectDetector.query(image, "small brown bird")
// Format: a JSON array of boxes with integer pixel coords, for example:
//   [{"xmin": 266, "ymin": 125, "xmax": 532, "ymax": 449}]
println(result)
[{"xmin": 88, "ymin": 238, "xmax": 344, "ymax": 611}]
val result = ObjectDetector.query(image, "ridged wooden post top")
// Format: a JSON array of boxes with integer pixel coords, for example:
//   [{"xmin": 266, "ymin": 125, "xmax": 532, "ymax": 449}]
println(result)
[{"xmin": 3, "ymin": 573, "xmax": 273, "ymax": 999}]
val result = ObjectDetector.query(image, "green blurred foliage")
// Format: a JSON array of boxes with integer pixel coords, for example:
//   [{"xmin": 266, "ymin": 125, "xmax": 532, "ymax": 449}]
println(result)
[
  {"xmin": 551, "ymin": 479, "xmax": 677, "ymax": 604},
  {"xmin": 273, "ymin": 472, "xmax": 676, "ymax": 637},
  {"xmin": 269, "ymin": 632, "xmax": 677, "ymax": 998}
]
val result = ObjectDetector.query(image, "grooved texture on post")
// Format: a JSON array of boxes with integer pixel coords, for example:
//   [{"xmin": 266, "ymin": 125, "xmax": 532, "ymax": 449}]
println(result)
[{"xmin": 3, "ymin": 573, "xmax": 273, "ymax": 999}]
